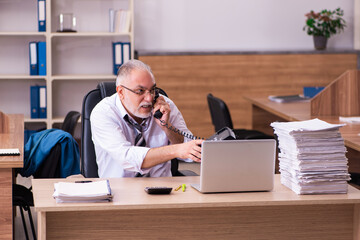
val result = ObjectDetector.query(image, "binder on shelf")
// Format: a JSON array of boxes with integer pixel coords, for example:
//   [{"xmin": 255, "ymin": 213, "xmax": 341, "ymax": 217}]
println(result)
[
  {"xmin": 114, "ymin": 9, "xmax": 131, "ymax": 33},
  {"xmin": 112, "ymin": 42, "xmax": 123, "ymax": 75},
  {"xmin": 37, "ymin": 0, "xmax": 46, "ymax": 32},
  {"xmin": 38, "ymin": 41, "xmax": 46, "ymax": 76},
  {"xmin": 109, "ymin": 9, "xmax": 115, "ymax": 32},
  {"xmin": 112, "ymin": 42, "xmax": 132, "ymax": 75},
  {"xmin": 123, "ymin": 10, "xmax": 131, "ymax": 33},
  {"xmin": 30, "ymin": 85, "xmax": 46, "ymax": 119},
  {"xmin": 39, "ymin": 86, "xmax": 47, "ymax": 118},
  {"xmin": 122, "ymin": 42, "xmax": 131, "ymax": 63},
  {"xmin": 30, "ymin": 86, "xmax": 40, "ymax": 119},
  {"xmin": 29, "ymin": 42, "xmax": 38, "ymax": 75}
]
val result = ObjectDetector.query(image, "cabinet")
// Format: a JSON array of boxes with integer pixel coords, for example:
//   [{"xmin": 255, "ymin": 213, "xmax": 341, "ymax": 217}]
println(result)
[{"xmin": 0, "ymin": 0, "xmax": 134, "ymax": 129}]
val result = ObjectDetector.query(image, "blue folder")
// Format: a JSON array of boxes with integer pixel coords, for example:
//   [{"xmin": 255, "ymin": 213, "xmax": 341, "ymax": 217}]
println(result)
[
  {"xmin": 38, "ymin": 0, "xmax": 46, "ymax": 32},
  {"xmin": 112, "ymin": 42, "xmax": 123, "ymax": 75},
  {"xmin": 38, "ymin": 42, "xmax": 46, "ymax": 76},
  {"xmin": 30, "ymin": 86, "xmax": 40, "ymax": 118},
  {"xmin": 303, "ymin": 87, "xmax": 325, "ymax": 98},
  {"xmin": 29, "ymin": 42, "xmax": 38, "ymax": 75}
]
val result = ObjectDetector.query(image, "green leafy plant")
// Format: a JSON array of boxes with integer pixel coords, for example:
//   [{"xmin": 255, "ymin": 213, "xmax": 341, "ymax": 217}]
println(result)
[{"xmin": 303, "ymin": 8, "xmax": 346, "ymax": 38}]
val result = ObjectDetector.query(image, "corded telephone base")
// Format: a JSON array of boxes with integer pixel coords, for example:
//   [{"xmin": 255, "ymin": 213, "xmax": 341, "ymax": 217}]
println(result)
[{"xmin": 207, "ymin": 127, "xmax": 235, "ymax": 141}]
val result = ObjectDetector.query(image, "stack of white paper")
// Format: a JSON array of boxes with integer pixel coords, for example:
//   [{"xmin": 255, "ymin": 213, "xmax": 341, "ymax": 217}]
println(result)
[
  {"xmin": 271, "ymin": 118, "xmax": 350, "ymax": 194},
  {"xmin": 53, "ymin": 180, "xmax": 113, "ymax": 203}
]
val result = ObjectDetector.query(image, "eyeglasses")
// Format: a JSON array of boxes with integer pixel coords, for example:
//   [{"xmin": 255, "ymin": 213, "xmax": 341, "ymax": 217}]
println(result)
[{"xmin": 120, "ymin": 85, "xmax": 159, "ymax": 97}]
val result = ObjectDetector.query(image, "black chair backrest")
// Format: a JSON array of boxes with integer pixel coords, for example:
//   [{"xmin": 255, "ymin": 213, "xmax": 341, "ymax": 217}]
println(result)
[
  {"xmin": 81, "ymin": 82, "xmax": 117, "ymax": 177},
  {"xmin": 62, "ymin": 111, "xmax": 81, "ymax": 136},
  {"xmin": 98, "ymin": 81, "xmax": 117, "ymax": 99},
  {"xmin": 207, "ymin": 93, "xmax": 234, "ymax": 132}
]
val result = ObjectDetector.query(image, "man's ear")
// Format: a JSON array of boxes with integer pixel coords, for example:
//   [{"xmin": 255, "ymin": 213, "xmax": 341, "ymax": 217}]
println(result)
[{"xmin": 116, "ymin": 85, "xmax": 124, "ymax": 100}]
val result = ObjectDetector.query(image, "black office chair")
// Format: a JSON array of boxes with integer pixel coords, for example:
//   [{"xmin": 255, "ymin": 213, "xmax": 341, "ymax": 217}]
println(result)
[
  {"xmin": 81, "ymin": 81, "xmax": 197, "ymax": 178},
  {"xmin": 13, "ymin": 184, "xmax": 36, "ymax": 240},
  {"xmin": 207, "ymin": 93, "xmax": 273, "ymax": 140},
  {"xmin": 61, "ymin": 111, "xmax": 81, "ymax": 136},
  {"xmin": 13, "ymin": 111, "xmax": 80, "ymax": 240}
]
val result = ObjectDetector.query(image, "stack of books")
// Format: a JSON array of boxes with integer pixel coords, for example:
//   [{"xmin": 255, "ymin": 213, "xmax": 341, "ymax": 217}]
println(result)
[
  {"xmin": 271, "ymin": 118, "xmax": 350, "ymax": 194},
  {"xmin": 109, "ymin": 9, "xmax": 131, "ymax": 33},
  {"xmin": 53, "ymin": 180, "xmax": 113, "ymax": 203}
]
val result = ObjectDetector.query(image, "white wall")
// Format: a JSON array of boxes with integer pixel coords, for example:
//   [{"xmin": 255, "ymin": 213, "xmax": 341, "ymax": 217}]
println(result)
[
  {"xmin": 355, "ymin": 0, "xmax": 360, "ymax": 49},
  {"xmin": 134, "ymin": 0, "xmax": 354, "ymax": 52}
]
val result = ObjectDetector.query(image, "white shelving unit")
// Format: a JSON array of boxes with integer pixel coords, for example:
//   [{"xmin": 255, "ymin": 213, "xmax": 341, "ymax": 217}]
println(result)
[{"xmin": 0, "ymin": 0, "xmax": 134, "ymax": 129}]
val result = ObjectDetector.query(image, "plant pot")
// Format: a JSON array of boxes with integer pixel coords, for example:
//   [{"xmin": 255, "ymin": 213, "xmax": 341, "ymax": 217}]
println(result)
[{"xmin": 313, "ymin": 36, "xmax": 328, "ymax": 50}]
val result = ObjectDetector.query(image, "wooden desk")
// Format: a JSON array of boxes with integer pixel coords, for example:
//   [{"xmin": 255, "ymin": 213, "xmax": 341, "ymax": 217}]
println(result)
[
  {"xmin": 0, "ymin": 114, "xmax": 24, "ymax": 240},
  {"xmin": 245, "ymin": 96, "xmax": 360, "ymax": 173},
  {"xmin": 245, "ymin": 96, "xmax": 360, "ymax": 148},
  {"xmin": 33, "ymin": 175, "xmax": 360, "ymax": 240}
]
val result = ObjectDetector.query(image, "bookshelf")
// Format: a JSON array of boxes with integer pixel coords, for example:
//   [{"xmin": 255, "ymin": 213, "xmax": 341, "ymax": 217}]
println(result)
[{"xmin": 0, "ymin": 0, "xmax": 134, "ymax": 129}]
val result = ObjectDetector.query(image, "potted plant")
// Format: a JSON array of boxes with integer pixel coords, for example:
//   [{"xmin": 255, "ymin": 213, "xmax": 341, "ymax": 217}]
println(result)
[{"xmin": 303, "ymin": 8, "xmax": 346, "ymax": 50}]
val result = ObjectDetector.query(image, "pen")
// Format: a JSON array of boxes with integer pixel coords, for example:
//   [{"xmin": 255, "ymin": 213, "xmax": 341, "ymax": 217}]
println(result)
[
  {"xmin": 175, "ymin": 185, "xmax": 182, "ymax": 191},
  {"xmin": 182, "ymin": 184, "xmax": 186, "ymax": 192},
  {"xmin": 75, "ymin": 180, "xmax": 92, "ymax": 183}
]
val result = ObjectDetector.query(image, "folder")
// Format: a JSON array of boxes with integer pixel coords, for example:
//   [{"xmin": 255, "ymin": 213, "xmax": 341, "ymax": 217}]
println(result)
[
  {"xmin": 303, "ymin": 86, "xmax": 324, "ymax": 98},
  {"xmin": 114, "ymin": 10, "xmax": 131, "ymax": 33},
  {"xmin": 109, "ymin": 9, "xmax": 115, "ymax": 32},
  {"xmin": 39, "ymin": 86, "xmax": 47, "ymax": 118},
  {"xmin": 38, "ymin": 0, "xmax": 46, "ymax": 32},
  {"xmin": 38, "ymin": 41, "xmax": 46, "ymax": 76},
  {"xmin": 30, "ymin": 86, "xmax": 40, "ymax": 118},
  {"xmin": 122, "ymin": 42, "xmax": 131, "ymax": 64},
  {"xmin": 114, "ymin": 10, "xmax": 122, "ymax": 33},
  {"xmin": 29, "ymin": 42, "xmax": 38, "ymax": 75},
  {"xmin": 124, "ymin": 11, "xmax": 131, "ymax": 33},
  {"xmin": 112, "ymin": 42, "xmax": 123, "ymax": 75}
]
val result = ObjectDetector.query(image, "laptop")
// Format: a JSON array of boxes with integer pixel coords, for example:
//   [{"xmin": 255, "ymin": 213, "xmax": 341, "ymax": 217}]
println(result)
[{"xmin": 191, "ymin": 139, "xmax": 276, "ymax": 193}]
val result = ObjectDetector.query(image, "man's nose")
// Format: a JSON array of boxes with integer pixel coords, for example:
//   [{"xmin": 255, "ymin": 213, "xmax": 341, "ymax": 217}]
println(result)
[{"xmin": 144, "ymin": 91, "xmax": 153, "ymax": 102}]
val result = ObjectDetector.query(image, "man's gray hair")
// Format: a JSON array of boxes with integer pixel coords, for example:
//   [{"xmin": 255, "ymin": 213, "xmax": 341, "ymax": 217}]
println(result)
[{"xmin": 116, "ymin": 60, "xmax": 155, "ymax": 87}]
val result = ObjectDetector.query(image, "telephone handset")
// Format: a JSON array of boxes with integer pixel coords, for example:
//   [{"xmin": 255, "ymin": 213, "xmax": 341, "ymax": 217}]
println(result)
[
  {"xmin": 153, "ymin": 89, "xmax": 235, "ymax": 141},
  {"xmin": 153, "ymin": 90, "xmax": 163, "ymax": 119}
]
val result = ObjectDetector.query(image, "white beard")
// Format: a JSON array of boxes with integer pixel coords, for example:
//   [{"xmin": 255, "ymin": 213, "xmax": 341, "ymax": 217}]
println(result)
[{"xmin": 123, "ymin": 98, "xmax": 152, "ymax": 119}]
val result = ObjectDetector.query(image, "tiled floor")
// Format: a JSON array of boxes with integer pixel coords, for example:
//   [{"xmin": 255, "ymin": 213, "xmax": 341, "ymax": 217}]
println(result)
[{"xmin": 13, "ymin": 161, "xmax": 200, "ymax": 239}]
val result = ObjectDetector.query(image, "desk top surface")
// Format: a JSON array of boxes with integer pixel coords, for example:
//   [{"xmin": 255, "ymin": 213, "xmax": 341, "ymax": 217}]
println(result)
[
  {"xmin": 245, "ymin": 96, "xmax": 360, "ymax": 151},
  {"xmin": 32, "ymin": 175, "xmax": 360, "ymax": 212},
  {"xmin": 0, "ymin": 114, "xmax": 24, "ymax": 168}
]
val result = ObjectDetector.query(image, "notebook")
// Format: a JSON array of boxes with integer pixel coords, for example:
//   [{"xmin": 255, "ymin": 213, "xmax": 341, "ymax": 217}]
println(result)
[
  {"xmin": 191, "ymin": 139, "xmax": 276, "ymax": 193},
  {"xmin": 0, "ymin": 148, "xmax": 20, "ymax": 156}
]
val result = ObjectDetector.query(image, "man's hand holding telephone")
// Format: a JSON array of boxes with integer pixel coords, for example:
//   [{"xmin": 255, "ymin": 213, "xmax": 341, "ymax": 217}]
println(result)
[
  {"xmin": 152, "ymin": 94, "xmax": 169, "ymax": 123},
  {"xmin": 152, "ymin": 91, "xmax": 203, "ymax": 162}
]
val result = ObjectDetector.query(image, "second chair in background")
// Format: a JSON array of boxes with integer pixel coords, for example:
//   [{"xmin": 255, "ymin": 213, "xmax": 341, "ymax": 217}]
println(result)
[
  {"xmin": 61, "ymin": 111, "xmax": 81, "ymax": 136},
  {"xmin": 207, "ymin": 93, "xmax": 273, "ymax": 140}
]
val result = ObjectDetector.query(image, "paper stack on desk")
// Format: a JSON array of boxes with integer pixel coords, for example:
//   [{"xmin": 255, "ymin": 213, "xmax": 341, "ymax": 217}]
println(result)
[
  {"xmin": 53, "ymin": 180, "xmax": 113, "ymax": 203},
  {"xmin": 271, "ymin": 118, "xmax": 351, "ymax": 194}
]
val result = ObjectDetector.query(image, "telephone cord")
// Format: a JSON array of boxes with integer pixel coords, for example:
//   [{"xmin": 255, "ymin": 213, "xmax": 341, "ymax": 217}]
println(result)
[{"xmin": 159, "ymin": 120, "xmax": 205, "ymax": 140}]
